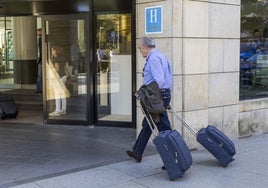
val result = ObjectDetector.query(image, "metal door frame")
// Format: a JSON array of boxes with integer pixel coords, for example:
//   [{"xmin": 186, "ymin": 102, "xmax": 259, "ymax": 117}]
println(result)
[{"xmin": 92, "ymin": 11, "xmax": 136, "ymax": 128}]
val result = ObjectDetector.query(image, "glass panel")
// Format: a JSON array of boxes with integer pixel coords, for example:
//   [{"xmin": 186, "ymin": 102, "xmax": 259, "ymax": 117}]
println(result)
[
  {"xmin": 96, "ymin": 14, "xmax": 132, "ymax": 122},
  {"xmin": 240, "ymin": 0, "xmax": 268, "ymax": 100},
  {"xmin": 45, "ymin": 18, "xmax": 87, "ymax": 120},
  {"xmin": 0, "ymin": 17, "xmax": 15, "ymax": 87}
]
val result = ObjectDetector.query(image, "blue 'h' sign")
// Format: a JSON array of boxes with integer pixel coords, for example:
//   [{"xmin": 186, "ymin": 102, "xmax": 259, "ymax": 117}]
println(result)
[{"xmin": 145, "ymin": 6, "xmax": 162, "ymax": 34}]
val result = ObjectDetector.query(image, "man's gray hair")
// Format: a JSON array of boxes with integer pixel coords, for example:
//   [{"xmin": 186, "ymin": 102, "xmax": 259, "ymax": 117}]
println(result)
[{"xmin": 141, "ymin": 36, "xmax": 156, "ymax": 48}]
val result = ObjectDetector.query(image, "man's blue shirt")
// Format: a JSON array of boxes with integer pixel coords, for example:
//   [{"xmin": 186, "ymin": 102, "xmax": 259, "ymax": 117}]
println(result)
[{"xmin": 143, "ymin": 49, "xmax": 172, "ymax": 90}]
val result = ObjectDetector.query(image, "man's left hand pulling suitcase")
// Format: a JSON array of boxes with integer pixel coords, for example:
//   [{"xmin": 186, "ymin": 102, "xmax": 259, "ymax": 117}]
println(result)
[
  {"xmin": 139, "ymin": 98, "xmax": 192, "ymax": 181},
  {"xmin": 0, "ymin": 94, "xmax": 19, "ymax": 119}
]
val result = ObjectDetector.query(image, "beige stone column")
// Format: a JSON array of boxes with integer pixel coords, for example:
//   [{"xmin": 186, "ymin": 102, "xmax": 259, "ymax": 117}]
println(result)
[{"xmin": 13, "ymin": 16, "xmax": 38, "ymax": 84}]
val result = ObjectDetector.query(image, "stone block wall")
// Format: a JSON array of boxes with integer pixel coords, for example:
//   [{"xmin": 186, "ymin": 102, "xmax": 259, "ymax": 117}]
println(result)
[
  {"xmin": 136, "ymin": 0, "xmax": 241, "ymax": 149},
  {"xmin": 239, "ymin": 99, "xmax": 268, "ymax": 137}
]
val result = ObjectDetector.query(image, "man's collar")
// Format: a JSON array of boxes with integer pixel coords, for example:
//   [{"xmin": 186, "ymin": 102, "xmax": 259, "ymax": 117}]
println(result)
[{"xmin": 146, "ymin": 48, "xmax": 155, "ymax": 60}]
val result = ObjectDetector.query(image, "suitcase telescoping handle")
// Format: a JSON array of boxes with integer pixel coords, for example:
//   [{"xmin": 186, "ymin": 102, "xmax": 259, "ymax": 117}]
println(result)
[
  {"xmin": 139, "ymin": 101, "xmax": 159, "ymax": 137},
  {"xmin": 136, "ymin": 95, "xmax": 159, "ymax": 137},
  {"xmin": 167, "ymin": 106, "xmax": 198, "ymax": 136}
]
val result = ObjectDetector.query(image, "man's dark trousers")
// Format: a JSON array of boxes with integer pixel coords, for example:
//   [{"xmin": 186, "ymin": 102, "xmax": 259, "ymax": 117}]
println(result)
[{"xmin": 132, "ymin": 89, "xmax": 171, "ymax": 157}]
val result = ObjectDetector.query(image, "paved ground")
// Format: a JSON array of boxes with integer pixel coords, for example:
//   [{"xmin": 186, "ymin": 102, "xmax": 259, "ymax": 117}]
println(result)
[
  {"xmin": 0, "ymin": 119, "xmax": 155, "ymax": 188},
  {"xmin": 1, "ymin": 111, "xmax": 268, "ymax": 188},
  {"xmin": 8, "ymin": 133, "xmax": 268, "ymax": 188}
]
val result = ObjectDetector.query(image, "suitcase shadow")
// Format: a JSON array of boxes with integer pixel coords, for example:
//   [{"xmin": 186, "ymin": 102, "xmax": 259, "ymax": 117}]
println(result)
[{"xmin": 193, "ymin": 159, "xmax": 222, "ymax": 167}]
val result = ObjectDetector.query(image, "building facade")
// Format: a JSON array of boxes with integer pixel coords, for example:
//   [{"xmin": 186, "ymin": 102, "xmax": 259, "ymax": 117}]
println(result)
[
  {"xmin": 136, "ymin": 0, "xmax": 268, "ymax": 148},
  {"xmin": 0, "ymin": 0, "xmax": 267, "ymax": 149}
]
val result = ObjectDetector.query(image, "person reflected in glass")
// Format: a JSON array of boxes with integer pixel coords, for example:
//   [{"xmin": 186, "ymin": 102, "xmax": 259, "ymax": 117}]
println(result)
[
  {"xmin": 34, "ymin": 28, "xmax": 42, "ymax": 93},
  {"xmin": 71, "ymin": 40, "xmax": 80, "ymax": 75},
  {"xmin": 49, "ymin": 45, "xmax": 70, "ymax": 117},
  {"xmin": 247, "ymin": 29, "xmax": 262, "ymax": 51},
  {"xmin": 96, "ymin": 48, "xmax": 104, "ymax": 73}
]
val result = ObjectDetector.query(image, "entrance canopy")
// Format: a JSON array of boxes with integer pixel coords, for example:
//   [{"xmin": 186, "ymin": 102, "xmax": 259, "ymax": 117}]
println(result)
[
  {"xmin": 0, "ymin": 0, "xmax": 132, "ymax": 16},
  {"xmin": 0, "ymin": 0, "xmax": 89, "ymax": 16}
]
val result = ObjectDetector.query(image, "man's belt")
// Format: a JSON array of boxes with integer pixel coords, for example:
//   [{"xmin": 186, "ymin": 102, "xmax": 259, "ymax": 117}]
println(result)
[{"xmin": 160, "ymin": 88, "xmax": 170, "ymax": 93}]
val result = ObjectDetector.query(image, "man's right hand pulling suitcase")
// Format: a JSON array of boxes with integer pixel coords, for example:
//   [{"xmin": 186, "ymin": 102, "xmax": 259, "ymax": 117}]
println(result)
[
  {"xmin": 139, "ymin": 97, "xmax": 193, "ymax": 181},
  {"xmin": 168, "ymin": 106, "xmax": 236, "ymax": 167}
]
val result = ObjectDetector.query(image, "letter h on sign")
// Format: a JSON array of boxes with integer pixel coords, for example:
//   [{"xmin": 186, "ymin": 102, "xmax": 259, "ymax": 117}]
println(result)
[{"xmin": 145, "ymin": 6, "xmax": 163, "ymax": 34}]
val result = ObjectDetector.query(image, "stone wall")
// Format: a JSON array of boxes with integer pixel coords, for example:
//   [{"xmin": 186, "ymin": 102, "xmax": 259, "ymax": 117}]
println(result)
[
  {"xmin": 239, "ymin": 99, "xmax": 268, "ymax": 137},
  {"xmin": 136, "ymin": 0, "xmax": 241, "ymax": 149}
]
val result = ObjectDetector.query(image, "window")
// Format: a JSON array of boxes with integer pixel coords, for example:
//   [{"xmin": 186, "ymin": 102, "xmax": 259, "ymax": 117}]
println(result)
[
  {"xmin": 96, "ymin": 13, "xmax": 132, "ymax": 123},
  {"xmin": 0, "ymin": 17, "xmax": 13, "ymax": 85},
  {"xmin": 240, "ymin": 0, "xmax": 268, "ymax": 100}
]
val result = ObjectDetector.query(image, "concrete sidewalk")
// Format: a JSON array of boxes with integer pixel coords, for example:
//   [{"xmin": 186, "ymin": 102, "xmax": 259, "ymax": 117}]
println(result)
[{"xmin": 10, "ymin": 133, "xmax": 268, "ymax": 188}]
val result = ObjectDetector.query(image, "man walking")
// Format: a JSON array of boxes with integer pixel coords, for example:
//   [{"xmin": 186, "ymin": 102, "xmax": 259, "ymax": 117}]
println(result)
[{"xmin": 127, "ymin": 36, "xmax": 172, "ymax": 163}]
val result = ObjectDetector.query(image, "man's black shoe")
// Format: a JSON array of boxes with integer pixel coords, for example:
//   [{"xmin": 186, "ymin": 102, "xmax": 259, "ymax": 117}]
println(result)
[
  {"xmin": 126, "ymin": 150, "xmax": 142, "ymax": 163},
  {"xmin": 161, "ymin": 166, "xmax": 166, "ymax": 170}
]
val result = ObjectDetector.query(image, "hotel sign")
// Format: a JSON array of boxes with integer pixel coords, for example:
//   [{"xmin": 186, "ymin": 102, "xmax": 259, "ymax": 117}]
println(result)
[{"xmin": 145, "ymin": 6, "xmax": 163, "ymax": 34}]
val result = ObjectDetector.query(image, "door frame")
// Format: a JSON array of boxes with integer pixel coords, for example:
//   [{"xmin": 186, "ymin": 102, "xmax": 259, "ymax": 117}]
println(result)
[
  {"xmin": 41, "ymin": 13, "xmax": 93, "ymax": 125},
  {"xmin": 92, "ymin": 11, "xmax": 136, "ymax": 128}
]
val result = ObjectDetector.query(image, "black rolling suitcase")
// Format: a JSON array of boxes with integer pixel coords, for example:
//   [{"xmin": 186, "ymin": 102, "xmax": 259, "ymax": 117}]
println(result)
[
  {"xmin": 168, "ymin": 107, "xmax": 236, "ymax": 167},
  {"xmin": 0, "ymin": 94, "xmax": 19, "ymax": 119},
  {"xmin": 140, "ymin": 104, "xmax": 192, "ymax": 181}
]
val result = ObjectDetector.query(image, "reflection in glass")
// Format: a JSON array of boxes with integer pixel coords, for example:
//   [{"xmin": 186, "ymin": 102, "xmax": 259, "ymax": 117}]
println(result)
[
  {"xmin": 45, "ymin": 19, "xmax": 87, "ymax": 120},
  {"xmin": 0, "ymin": 17, "xmax": 14, "ymax": 86},
  {"xmin": 240, "ymin": 0, "xmax": 268, "ymax": 100},
  {"xmin": 96, "ymin": 14, "xmax": 132, "ymax": 122}
]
